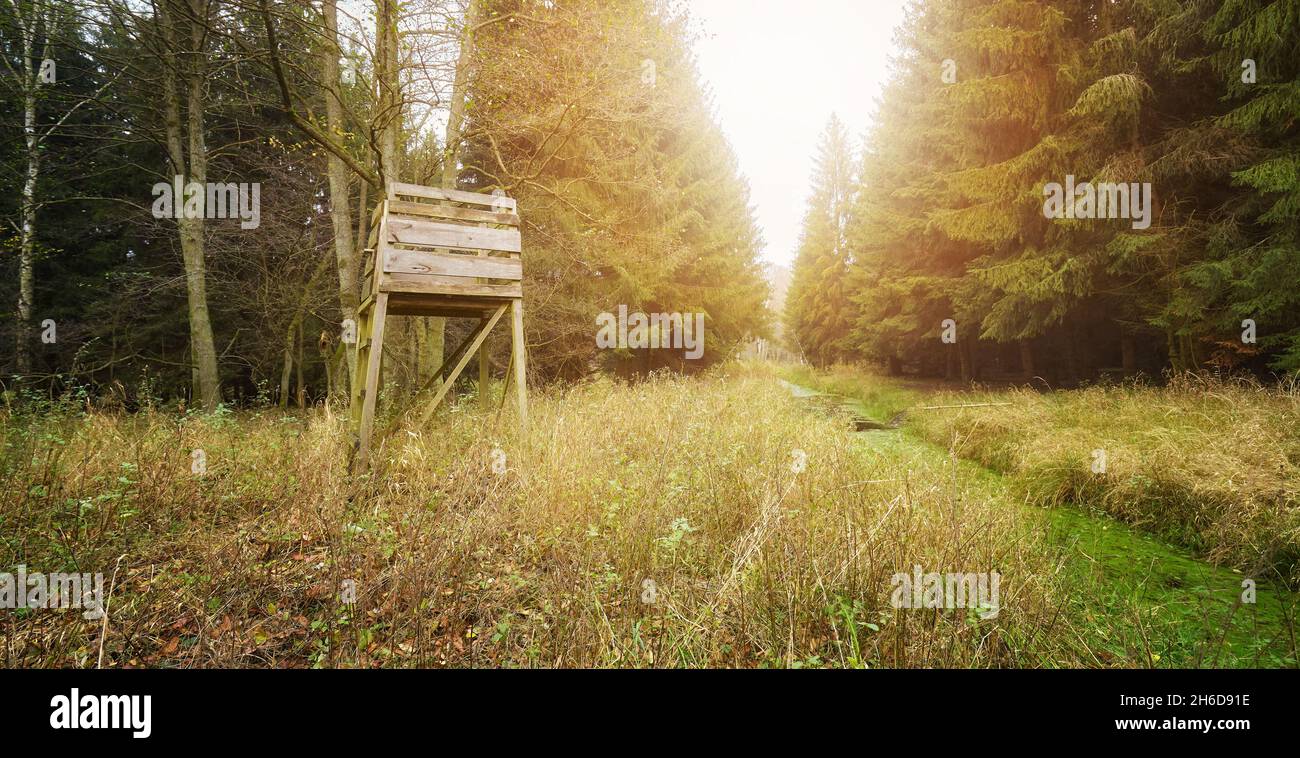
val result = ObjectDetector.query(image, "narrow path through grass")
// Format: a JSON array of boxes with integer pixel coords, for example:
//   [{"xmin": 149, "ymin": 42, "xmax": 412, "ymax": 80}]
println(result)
[{"xmin": 781, "ymin": 370, "xmax": 1298, "ymax": 668}]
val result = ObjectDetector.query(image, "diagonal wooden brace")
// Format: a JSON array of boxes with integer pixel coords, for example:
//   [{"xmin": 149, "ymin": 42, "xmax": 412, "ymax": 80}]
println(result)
[{"xmin": 419, "ymin": 303, "xmax": 508, "ymax": 424}]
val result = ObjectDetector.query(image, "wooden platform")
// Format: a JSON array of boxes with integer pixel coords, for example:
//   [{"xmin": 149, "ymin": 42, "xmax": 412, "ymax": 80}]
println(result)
[{"xmin": 350, "ymin": 182, "xmax": 528, "ymax": 464}]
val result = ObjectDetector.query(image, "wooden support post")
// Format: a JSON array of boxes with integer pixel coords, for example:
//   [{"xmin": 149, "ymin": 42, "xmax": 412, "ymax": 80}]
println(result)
[
  {"xmin": 349, "ymin": 297, "xmax": 373, "ymax": 430},
  {"xmin": 479, "ymin": 313, "xmax": 491, "ymax": 410},
  {"xmin": 510, "ymin": 298, "xmax": 527, "ymax": 429},
  {"xmin": 356, "ymin": 293, "xmax": 389, "ymax": 462}
]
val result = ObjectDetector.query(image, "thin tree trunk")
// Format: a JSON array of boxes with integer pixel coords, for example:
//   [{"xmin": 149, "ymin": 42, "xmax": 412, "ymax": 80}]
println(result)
[
  {"xmin": 279, "ymin": 323, "xmax": 293, "ymax": 408},
  {"xmin": 323, "ymin": 0, "xmax": 358, "ymax": 389},
  {"xmin": 17, "ymin": 82, "xmax": 38, "ymax": 375},
  {"xmin": 1184, "ymin": 333, "xmax": 1201, "ymax": 371},
  {"xmin": 14, "ymin": 4, "xmax": 47, "ymax": 375},
  {"xmin": 320, "ymin": 330, "xmax": 335, "ymax": 400},
  {"xmin": 296, "ymin": 320, "xmax": 306, "ymax": 408},
  {"xmin": 418, "ymin": 318, "xmax": 444, "ymax": 389},
  {"xmin": 1166, "ymin": 327, "xmax": 1181, "ymax": 372},
  {"xmin": 356, "ymin": 180, "xmax": 369, "ymax": 258},
  {"xmin": 376, "ymin": 0, "xmax": 400, "ymax": 187},
  {"xmin": 160, "ymin": 0, "xmax": 221, "ymax": 409},
  {"xmin": 441, "ymin": 0, "xmax": 480, "ymax": 190},
  {"xmin": 413, "ymin": 0, "xmax": 485, "ymax": 389},
  {"xmin": 374, "ymin": 0, "xmax": 441, "ymax": 393},
  {"xmin": 1019, "ymin": 340, "xmax": 1034, "ymax": 379},
  {"xmin": 1121, "ymin": 333, "xmax": 1137, "ymax": 377},
  {"xmin": 12, "ymin": 4, "xmax": 116, "ymax": 376},
  {"xmin": 282, "ymin": 226, "xmax": 337, "ymax": 406}
]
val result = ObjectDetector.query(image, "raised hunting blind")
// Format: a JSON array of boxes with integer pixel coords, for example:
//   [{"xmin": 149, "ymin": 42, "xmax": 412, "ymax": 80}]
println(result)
[{"xmin": 350, "ymin": 182, "xmax": 527, "ymax": 462}]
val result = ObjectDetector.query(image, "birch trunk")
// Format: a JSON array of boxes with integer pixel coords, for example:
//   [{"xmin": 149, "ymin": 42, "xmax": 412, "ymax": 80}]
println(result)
[
  {"xmin": 17, "ymin": 68, "xmax": 38, "ymax": 375},
  {"xmin": 13, "ymin": 3, "xmax": 47, "ymax": 375}
]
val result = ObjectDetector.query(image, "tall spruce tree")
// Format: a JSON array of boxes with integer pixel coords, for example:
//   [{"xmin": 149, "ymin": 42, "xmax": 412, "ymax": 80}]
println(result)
[
  {"xmin": 786, "ymin": 115, "xmax": 856, "ymax": 366},
  {"xmin": 1209, "ymin": 0, "xmax": 1300, "ymax": 370}
]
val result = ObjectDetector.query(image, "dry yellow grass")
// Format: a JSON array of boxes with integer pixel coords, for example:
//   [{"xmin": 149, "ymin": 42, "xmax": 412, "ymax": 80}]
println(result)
[
  {"xmin": 794, "ymin": 366, "xmax": 1300, "ymax": 585},
  {"xmin": 2, "ymin": 367, "xmax": 1077, "ymax": 668},
  {"xmin": 913, "ymin": 375, "xmax": 1300, "ymax": 584}
]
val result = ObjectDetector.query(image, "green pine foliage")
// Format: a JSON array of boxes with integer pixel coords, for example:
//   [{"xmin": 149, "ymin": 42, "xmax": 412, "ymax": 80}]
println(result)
[
  {"xmin": 1211, "ymin": 0, "xmax": 1300, "ymax": 369},
  {"xmin": 789, "ymin": 0, "xmax": 1300, "ymax": 380}
]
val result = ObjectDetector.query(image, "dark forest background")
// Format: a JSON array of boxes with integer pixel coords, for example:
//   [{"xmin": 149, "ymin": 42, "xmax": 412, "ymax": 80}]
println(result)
[{"xmin": 0, "ymin": 0, "xmax": 769, "ymax": 408}]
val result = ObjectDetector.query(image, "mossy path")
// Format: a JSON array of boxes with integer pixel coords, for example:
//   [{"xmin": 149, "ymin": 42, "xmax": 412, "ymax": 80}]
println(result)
[{"xmin": 781, "ymin": 377, "xmax": 1298, "ymax": 668}]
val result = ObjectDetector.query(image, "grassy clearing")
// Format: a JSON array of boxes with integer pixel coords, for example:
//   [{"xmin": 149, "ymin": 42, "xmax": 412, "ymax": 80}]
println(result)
[
  {"xmin": 783, "ymin": 365, "xmax": 1300, "ymax": 587},
  {"xmin": 783, "ymin": 364, "xmax": 1300, "ymax": 666},
  {"xmin": 6, "ymin": 365, "xmax": 1295, "ymax": 668},
  {"xmin": 3, "ymin": 366, "xmax": 1086, "ymax": 668}
]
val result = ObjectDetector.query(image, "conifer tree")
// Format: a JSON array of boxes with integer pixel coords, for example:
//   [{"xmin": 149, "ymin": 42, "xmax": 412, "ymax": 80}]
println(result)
[
  {"xmin": 462, "ymin": 0, "xmax": 767, "ymax": 376},
  {"xmin": 786, "ymin": 115, "xmax": 856, "ymax": 366},
  {"xmin": 1208, "ymin": 0, "xmax": 1300, "ymax": 369}
]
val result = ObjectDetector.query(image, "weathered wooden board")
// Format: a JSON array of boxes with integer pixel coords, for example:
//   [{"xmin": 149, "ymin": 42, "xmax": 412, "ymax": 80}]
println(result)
[
  {"xmin": 386, "ymin": 218, "xmax": 521, "ymax": 253},
  {"xmin": 383, "ymin": 248, "xmax": 523, "ymax": 280},
  {"xmin": 388, "ymin": 293, "xmax": 506, "ymax": 310},
  {"xmin": 380, "ymin": 274, "xmax": 523, "ymax": 299},
  {"xmin": 388, "ymin": 182, "xmax": 517, "ymax": 211},
  {"xmin": 385, "ymin": 303, "xmax": 498, "ymax": 318},
  {"xmin": 388, "ymin": 199, "xmax": 519, "ymax": 227}
]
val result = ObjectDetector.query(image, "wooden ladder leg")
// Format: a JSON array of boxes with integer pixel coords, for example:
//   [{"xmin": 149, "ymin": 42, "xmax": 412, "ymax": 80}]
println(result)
[
  {"xmin": 357, "ymin": 293, "xmax": 389, "ymax": 463},
  {"xmin": 479, "ymin": 313, "xmax": 491, "ymax": 410},
  {"xmin": 510, "ymin": 298, "xmax": 527, "ymax": 430},
  {"xmin": 349, "ymin": 302, "xmax": 373, "ymax": 433}
]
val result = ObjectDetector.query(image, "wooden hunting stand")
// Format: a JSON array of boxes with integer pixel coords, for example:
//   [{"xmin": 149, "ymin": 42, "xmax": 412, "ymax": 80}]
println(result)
[{"xmin": 350, "ymin": 182, "xmax": 527, "ymax": 463}]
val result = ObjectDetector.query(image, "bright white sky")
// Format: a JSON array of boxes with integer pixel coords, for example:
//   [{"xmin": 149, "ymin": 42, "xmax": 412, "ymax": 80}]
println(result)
[{"xmin": 690, "ymin": 0, "xmax": 911, "ymax": 266}]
